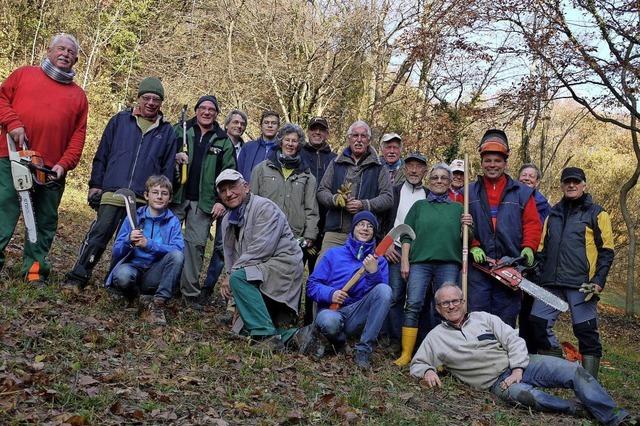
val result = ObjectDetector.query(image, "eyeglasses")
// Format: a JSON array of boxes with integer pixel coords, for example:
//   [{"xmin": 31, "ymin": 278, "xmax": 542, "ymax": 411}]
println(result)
[
  {"xmin": 197, "ymin": 106, "xmax": 217, "ymax": 113},
  {"xmin": 355, "ymin": 222, "xmax": 374, "ymax": 230},
  {"xmin": 429, "ymin": 175, "xmax": 451, "ymax": 182},
  {"xmin": 437, "ymin": 298, "xmax": 463, "ymax": 308},
  {"xmin": 141, "ymin": 95, "xmax": 162, "ymax": 104}
]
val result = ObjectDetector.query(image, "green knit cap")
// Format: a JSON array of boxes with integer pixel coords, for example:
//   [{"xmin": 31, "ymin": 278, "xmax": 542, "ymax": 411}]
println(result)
[{"xmin": 138, "ymin": 77, "xmax": 164, "ymax": 100}]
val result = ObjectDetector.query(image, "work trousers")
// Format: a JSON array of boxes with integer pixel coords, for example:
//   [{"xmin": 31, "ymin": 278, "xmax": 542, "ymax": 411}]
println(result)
[
  {"xmin": 171, "ymin": 200, "xmax": 212, "ymax": 297},
  {"xmin": 67, "ymin": 203, "xmax": 126, "ymax": 286},
  {"xmin": 0, "ymin": 158, "xmax": 64, "ymax": 281}
]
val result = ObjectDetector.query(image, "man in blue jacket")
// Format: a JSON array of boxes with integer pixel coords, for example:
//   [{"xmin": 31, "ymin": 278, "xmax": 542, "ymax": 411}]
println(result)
[
  {"xmin": 106, "ymin": 175, "xmax": 184, "ymax": 326},
  {"xmin": 236, "ymin": 110, "xmax": 280, "ymax": 181},
  {"xmin": 64, "ymin": 77, "xmax": 178, "ymax": 292},
  {"xmin": 306, "ymin": 211, "xmax": 391, "ymax": 369}
]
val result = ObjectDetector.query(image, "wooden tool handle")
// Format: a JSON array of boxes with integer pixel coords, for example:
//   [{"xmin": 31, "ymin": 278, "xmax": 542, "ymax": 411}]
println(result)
[{"xmin": 329, "ymin": 266, "xmax": 366, "ymax": 310}]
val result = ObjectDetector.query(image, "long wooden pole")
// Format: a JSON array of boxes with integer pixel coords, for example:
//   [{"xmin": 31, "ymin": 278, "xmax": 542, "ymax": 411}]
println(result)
[{"xmin": 462, "ymin": 153, "xmax": 470, "ymax": 309}]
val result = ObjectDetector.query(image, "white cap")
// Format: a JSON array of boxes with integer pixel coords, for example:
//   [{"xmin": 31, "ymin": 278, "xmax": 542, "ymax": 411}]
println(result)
[
  {"xmin": 449, "ymin": 159, "xmax": 465, "ymax": 173},
  {"xmin": 215, "ymin": 169, "xmax": 245, "ymax": 187},
  {"xmin": 381, "ymin": 132, "xmax": 402, "ymax": 144}
]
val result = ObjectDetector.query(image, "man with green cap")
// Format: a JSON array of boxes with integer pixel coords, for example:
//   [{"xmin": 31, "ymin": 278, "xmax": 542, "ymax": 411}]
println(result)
[{"xmin": 63, "ymin": 77, "xmax": 178, "ymax": 292}]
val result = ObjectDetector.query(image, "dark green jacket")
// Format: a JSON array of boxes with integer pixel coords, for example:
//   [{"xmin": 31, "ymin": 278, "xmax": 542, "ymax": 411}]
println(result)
[{"xmin": 172, "ymin": 121, "xmax": 236, "ymax": 214}]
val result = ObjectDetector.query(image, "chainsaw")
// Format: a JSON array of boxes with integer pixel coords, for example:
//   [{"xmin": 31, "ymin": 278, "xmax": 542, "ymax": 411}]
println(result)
[
  {"xmin": 7, "ymin": 134, "xmax": 57, "ymax": 243},
  {"xmin": 473, "ymin": 255, "xmax": 569, "ymax": 312}
]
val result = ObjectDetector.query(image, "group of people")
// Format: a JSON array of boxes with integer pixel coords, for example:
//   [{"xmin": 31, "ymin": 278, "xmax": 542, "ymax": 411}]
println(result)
[{"xmin": 0, "ymin": 33, "xmax": 634, "ymax": 424}]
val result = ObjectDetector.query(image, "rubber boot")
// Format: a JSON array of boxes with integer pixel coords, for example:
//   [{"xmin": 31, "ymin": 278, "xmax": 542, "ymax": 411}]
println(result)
[
  {"xmin": 582, "ymin": 355, "xmax": 600, "ymax": 380},
  {"xmin": 394, "ymin": 327, "xmax": 418, "ymax": 366},
  {"xmin": 537, "ymin": 346, "xmax": 564, "ymax": 358}
]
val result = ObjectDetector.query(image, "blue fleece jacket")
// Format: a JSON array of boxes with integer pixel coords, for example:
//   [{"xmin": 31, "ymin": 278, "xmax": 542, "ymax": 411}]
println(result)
[
  {"xmin": 306, "ymin": 234, "xmax": 388, "ymax": 310},
  {"xmin": 88, "ymin": 110, "xmax": 178, "ymax": 197},
  {"xmin": 105, "ymin": 206, "xmax": 184, "ymax": 286}
]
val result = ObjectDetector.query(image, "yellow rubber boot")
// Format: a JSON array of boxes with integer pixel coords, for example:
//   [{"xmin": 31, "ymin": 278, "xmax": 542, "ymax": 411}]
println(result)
[{"xmin": 394, "ymin": 327, "xmax": 418, "ymax": 366}]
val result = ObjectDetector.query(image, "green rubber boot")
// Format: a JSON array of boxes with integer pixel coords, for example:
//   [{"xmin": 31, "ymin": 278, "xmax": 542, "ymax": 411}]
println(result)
[{"xmin": 582, "ymin": 355, "xmax": 600, "ymax": 380}]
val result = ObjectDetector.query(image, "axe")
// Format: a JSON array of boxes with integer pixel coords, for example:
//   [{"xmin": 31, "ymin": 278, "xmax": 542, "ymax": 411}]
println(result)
[
  {"xmin": 114, "ymin": 188, "xmax": 138, "ymax": 229},
  {"xmin": 329, "ymin": 223, "xmax": 415, "ymax": 310}
]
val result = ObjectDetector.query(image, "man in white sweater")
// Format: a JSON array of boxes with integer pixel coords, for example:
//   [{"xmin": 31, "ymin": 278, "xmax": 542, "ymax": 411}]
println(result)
[{"xmin": 410, "ymin": 284, "xmax": 632, "ymax": 425}]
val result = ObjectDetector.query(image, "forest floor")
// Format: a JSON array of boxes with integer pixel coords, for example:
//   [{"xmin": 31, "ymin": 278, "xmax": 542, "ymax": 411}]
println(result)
[{"xmin": 1, "ymin": 188, "xmax": 639, "ymax": 425}]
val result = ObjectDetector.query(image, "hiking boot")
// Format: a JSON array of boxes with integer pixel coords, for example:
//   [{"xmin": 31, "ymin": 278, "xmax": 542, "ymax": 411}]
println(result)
[
  {"xmin": 290, "ymin": 325, "xmax": 328, "ymax": 359},
  {"xmin": 354, "ymin": 350, "xmax": 371, "ymax": 370},
  {"xmin": 199, "ymin": 287, "xmax": 214, "ymax": 306},
  {"xmin": 60, "ymin": 278, "xmax": 82, "ymax": 296},
  {"xmin": 252, "ymin": 335, "xmax": 285, "ymax": 353},
  {"xmin": 149, "ymin": 297, "xmax": 167, "ymax": 326},
  {"xmin": 106, "ymin": 286, "xmax": 125, "ymax": 303},
  {"xmin": 183, "ymin": 295, "xmax": 204, "ymax": 311}
]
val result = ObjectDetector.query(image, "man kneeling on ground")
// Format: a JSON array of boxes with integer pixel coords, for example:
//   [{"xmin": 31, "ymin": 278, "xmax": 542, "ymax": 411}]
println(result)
[
  {"xmin": 216, "ymin": 169, "xmax": 304, "ymax": 351},
  {"xmin": 410, "ymin": 284, "xmax": 633, "ymax": 425},
  {"xmin": 105, "ymin": 175, "xmax": 184, "ymax": 326},
  {"xmin": 305, "ymin": 211, "xmax": 391, "ymax": 369}
]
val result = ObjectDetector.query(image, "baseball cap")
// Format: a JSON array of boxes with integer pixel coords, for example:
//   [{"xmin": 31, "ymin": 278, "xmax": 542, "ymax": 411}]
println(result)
[
  {"xmin": 308, "ymin": 117, "xmax": 329, "ymax": 130},
  {"xmin": 381, "ymin": 132, "xmax": 402, "ymax": 144},
  {"xmin": 405, "ymin": 152, "xmax": 427, "ymax": 165},
  {"xmin": 560, "ymin": 167, "xmax": 586, "ymax": 182},
  {"xmin": 449, "ymin": 159, "xmax": 465, "ymax": 172},
  {"xmin": 215, "ymin": 169, "xmax": 245, "ymax": 187}
]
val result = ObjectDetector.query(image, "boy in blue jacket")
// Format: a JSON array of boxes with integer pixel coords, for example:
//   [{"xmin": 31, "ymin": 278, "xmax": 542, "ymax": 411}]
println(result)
[
  {"xmin": 306, "ymin": 211, "xmax": 391, "ymax": 369},
  {"xmin": 106, "ymin": 175, "xmax": 184, "ymax": 326}
]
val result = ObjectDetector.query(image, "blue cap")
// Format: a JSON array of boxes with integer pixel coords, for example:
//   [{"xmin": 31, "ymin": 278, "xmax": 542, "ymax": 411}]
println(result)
[{"xmin": 351, "ymin": 211, "xmax": 379, "ymax": 235}]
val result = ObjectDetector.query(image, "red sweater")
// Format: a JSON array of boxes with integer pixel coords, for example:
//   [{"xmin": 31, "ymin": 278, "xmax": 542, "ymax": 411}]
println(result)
[
  {"xmin": 0, "ymin": 66, "xmax": 88, "ymax": 170},
  {"xmin": 471, "ymin": 175, "xmax": 542, "ymax": 250}
]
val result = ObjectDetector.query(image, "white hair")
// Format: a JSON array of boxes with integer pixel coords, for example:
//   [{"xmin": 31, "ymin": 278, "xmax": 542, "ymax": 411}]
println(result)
[
  {"xmin": 347, "ymin": 120, "xmax": 371, "ymax": 138},
  {"xmin": 49, "ymin": 33, "xmax": 80, "ymax": 52}
]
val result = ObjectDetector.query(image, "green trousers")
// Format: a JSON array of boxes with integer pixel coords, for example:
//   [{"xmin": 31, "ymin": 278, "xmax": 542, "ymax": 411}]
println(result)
[
  {"xmin": 229, "ymin": 268, "xmax": 297, "ymax": 341},
  {"xmin": 0, "ymin": 158, "xmax": 64, "ymax": 281}
]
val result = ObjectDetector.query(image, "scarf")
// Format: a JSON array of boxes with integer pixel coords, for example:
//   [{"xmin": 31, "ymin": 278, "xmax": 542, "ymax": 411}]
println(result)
[
  {"xmin": 277, "ymin": 151, "xmax": 301, "ymax": 170},
  {"xmin": 427, "ymin": 191, "xmax": 451, "ymax": 203},
  {"xmin": 41, "ymin": 58, "xmax": 75, "ymax": 84},
  {"xmin": 228, "ymin": 195, "xmax": 251, "ymax": 229}
]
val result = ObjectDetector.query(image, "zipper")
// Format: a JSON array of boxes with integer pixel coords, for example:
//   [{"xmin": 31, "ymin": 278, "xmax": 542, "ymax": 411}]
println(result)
[{"xmin": 128, "ymin": 134, "xmax": 144, "ymax": 189}]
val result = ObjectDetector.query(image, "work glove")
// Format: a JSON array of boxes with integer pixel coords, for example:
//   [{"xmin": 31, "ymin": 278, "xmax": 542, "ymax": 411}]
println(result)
[
  {"xmin": 470, "ymin": 247, "xmax": 486, "ymax": 263},
  {"xmin": 334, "ymin": 182, "xmax": 352, "ymax": 208},
  {"xmin": 579, "ymin": 283, "xmax": 601, "ymax": 302},
  {"xmin": 520, "ymin": 247, "xmax": 535, "ymax": 267}
]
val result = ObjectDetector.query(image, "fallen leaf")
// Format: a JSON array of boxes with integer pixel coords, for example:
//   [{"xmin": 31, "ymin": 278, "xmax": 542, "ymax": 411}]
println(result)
[{"xmin": 77, "ymin": 375, "xmax": 98, "ymax": 386}]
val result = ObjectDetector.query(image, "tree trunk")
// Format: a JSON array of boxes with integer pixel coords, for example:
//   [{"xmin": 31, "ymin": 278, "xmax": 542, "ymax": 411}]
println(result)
[{"xmin": 620, "ymin": 116, "xmax": 640, "ymax": 316}]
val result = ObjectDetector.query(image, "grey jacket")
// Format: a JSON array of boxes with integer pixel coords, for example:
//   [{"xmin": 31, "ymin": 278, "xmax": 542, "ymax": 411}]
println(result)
[
  {"xmin": 250, "ymin": 158, "xmax": 319, "ymax": 241},
  {"xmin": 410, "ymin": 311, "xmax": 529, "ymax": 389},
  {"xmin": 222, "ymin": 194, "xmax": 303, "ymax": 313}
]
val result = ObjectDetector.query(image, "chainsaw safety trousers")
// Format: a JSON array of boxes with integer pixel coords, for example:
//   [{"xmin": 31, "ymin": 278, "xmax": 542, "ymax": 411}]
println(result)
[
  {"xmin": 530, "ymin": 287, "xmax": 601, "ymax": 358},
  {"xmin": 394, "ymin": 327, "xmax": 418, "ymax": 366},
  {"xmin": 573, "ymin": 319, "xmax": 602, "ymax": 357},
  {"xmin": 0, "ymin": 158, "xmax": 64, "ymax": 281},
  {"xmin": 581, "ymin": 355, "xmax": 601, "ymax": 380}
]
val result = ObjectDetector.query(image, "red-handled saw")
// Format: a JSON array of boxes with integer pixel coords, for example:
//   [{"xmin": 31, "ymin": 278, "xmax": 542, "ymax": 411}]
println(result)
[
  {"xmin": 7, "ymin": 134, "xmax": 48, "ymax": 243},
  {"xmin": 329, "ymin": 223, "xmax": 415, "ymax": 310},
  {"xmin": 474, "ymin": 256, "xmax": 569, "ymax": 312}
]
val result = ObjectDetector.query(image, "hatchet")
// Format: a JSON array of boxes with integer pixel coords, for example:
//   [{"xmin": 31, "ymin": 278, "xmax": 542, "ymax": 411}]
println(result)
[{"xmin": 329, "ymin": 223, "xmax": 415, "ymax": 310}]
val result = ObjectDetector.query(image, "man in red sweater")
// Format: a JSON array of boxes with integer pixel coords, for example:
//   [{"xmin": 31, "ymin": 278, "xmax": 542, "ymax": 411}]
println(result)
[
  {"xmin": 0, "ymin": 33, "xmax": 88, "ymax": 284},
  {"xmin": 467, "ymin": 130, "xmax": 542, "ymax": 327}
]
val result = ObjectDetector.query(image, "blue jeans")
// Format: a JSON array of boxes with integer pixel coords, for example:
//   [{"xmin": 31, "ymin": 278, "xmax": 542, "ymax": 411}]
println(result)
[
  {"xmin": 385, "ymin": 259, "xmax": 404, "ymax": 342},
  {"xmin": 315, "ymin": 283, "xmax": 391, "ymax": 354},
  {"xmin": 491, "ymin": 355, "xmax": 628, "ymax": 425},
  {"xmin": 404, "ymin": 262, "xmax": 459, "ymax": 329},
  {"xmin": 111, "ymin": 251, "xmax": 184, "ymax": 300},
  {"xmin": 203, "ymin": 219, "xmax": 224, "ymax": 290},
  {"xmin": 468, "ymin": 266, "xmax": 521, "ymax": 328}
]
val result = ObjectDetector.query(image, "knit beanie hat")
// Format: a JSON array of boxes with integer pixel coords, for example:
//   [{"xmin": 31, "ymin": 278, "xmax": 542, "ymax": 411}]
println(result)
[
  {"xmin": 138, "ymin": 77, "xmax": 164, "ymax": 100},
  {"xmin": 195, "ymin": 95, "xmax": 220, "ymax": 112},
  {"xmin": 350, "ymin": 211, "xmax": 379, "ymax": 236}
]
